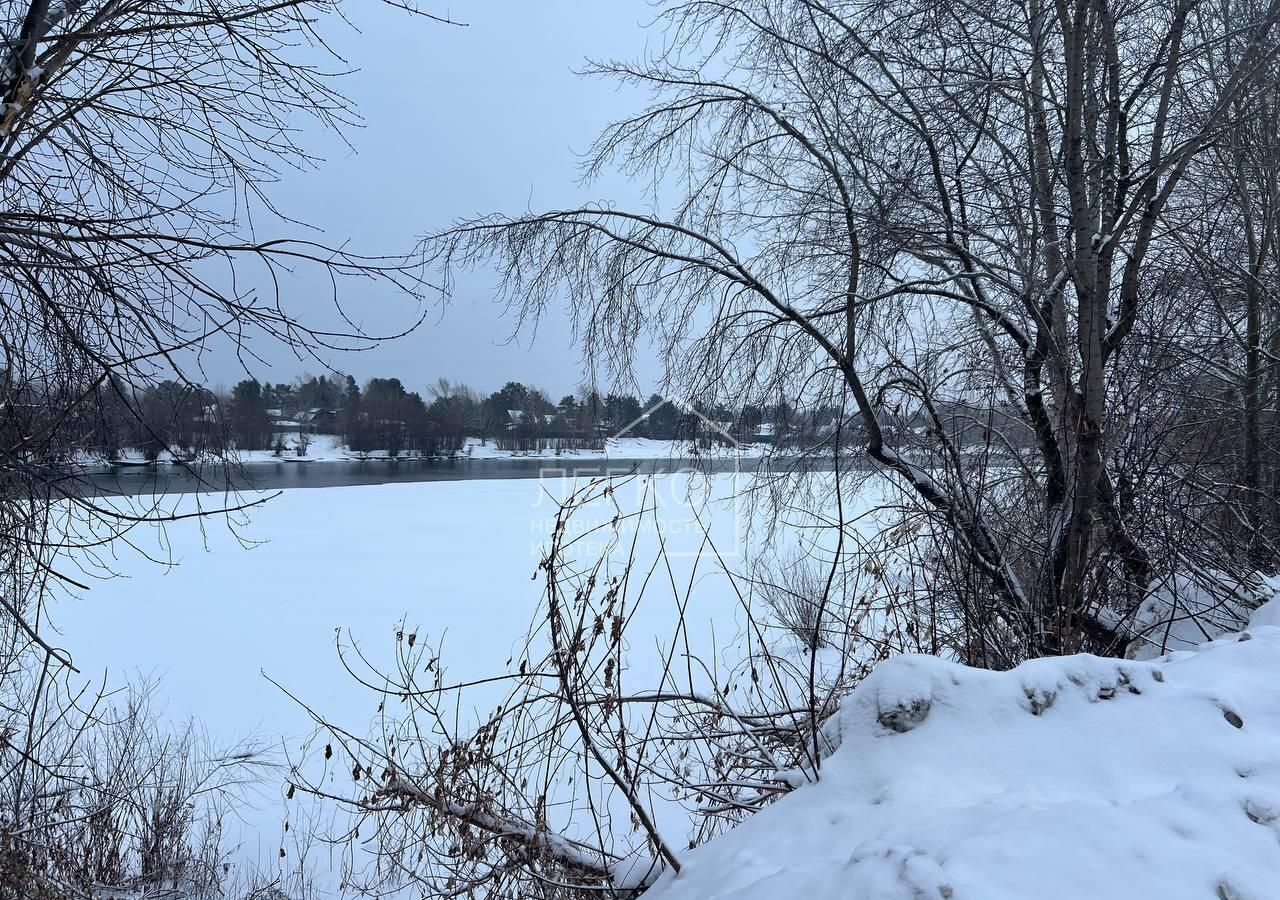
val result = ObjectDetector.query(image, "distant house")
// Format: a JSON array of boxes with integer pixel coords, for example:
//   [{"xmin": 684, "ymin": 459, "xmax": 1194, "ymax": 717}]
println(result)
[
  {"xmin": 814, "ymin": 419, "xmax": 839, "ymax": 441},
  {"xmin": 271, "ymin": 418, "xmax": 304, "ymax": 434},
  {"xmin": 265, "ymin": 407, "xmax": 337, "ymax": 436},
  {"xmin": 297, "ymin": 407, "xmax": 337, "ymax": 433},
  {"xmin": 752, "ymin": 422, "xmax": 778, "ymax": 443},
  {"xmin": 504, "ymin": 409, "xmax": 558, "ymax": 432},
  {"xmin": 192, "ymin": 404, "xmax": 220, "ymax": 429}
]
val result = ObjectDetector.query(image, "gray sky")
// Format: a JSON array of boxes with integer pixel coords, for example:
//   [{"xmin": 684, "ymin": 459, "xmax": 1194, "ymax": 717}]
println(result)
[{"xmin": 206, "ymin": 1, "xmax": 660, "ymax": 400}]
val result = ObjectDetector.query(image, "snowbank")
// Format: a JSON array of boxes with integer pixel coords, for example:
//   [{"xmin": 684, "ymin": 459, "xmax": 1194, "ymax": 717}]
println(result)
[
  {"xmin": 648, "ymin": 603, "xmax": 1280, "ymax": 900},
  {"xmin": 241, "ymin": 435, "xmax": 773, "ymax": 462},
  {"xmin": 1125, "ymin": 570, "xmax": 1278, "ymax": 660},
  {"xmin": 233, "ymin": 432, "xmax": 349, "ymax": 462},
  {"xmin": 76, "ymin": 435, "xmax": 780, "ymax": 467}
]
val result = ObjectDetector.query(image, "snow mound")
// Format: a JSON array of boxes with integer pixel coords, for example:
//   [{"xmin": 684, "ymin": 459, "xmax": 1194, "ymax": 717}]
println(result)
[
  {"xmin": 1125, "ymin": 570, "xmax": 1278, "ymax": 660},
  {"xmin": 648, "ymin": 605, "xmax": 1280, "ymax": 900}
]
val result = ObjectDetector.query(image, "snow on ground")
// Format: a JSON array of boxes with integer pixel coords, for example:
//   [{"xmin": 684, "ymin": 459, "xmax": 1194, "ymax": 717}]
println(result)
[
  {"xmin": 88, "ymin": 435, "xmax": 776, "ymax": 467},
  {"xmin": 233, "ymin": 432, "xmax": 350, "ymax": 463},
  {"xmin": 1125, "ymin": 569, "xmax": 1274, "ymax": 660},
  {"xmin": 645, "ymin": 603, "xmax": 1280, "ymax": 900},
  {"xmin": 70, "ymin": 434, "xmax": 355, "ymax": 466},
  {"xmin": 241, "ymin": 434, "xmax": 775, "ymax": 462}
]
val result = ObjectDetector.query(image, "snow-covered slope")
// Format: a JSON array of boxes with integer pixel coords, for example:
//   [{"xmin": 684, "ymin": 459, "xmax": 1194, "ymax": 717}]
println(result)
[{"xmin": 648, "ymin": 605, "xmax": 1280, "ymax": 900}]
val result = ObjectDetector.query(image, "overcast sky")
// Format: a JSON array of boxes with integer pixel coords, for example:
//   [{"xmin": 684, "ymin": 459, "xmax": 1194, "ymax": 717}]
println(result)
[{"xmin": 205, "ymin": 1, "xmax": 660, "ymax": 399}]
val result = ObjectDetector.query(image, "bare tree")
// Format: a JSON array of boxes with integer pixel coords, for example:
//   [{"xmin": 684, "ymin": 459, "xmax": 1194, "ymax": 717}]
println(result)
[
  {"xmin": 0, "ymin": 1, "xmax": 451, "ymax": 893},
  {"xmin": 424, "ymin": 0, "xmax": 1280, "ymax": 659},
  {"xmin": 299, "ymin": 0, "xmax": 1280, "ymax": 895},
  {"xmin": 1174, "ymin": 0, "xmax": 1280, "ymax": 565}
]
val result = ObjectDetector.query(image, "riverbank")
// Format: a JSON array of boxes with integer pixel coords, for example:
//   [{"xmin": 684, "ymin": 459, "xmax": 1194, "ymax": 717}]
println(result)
[{"xmin": 78, "ymin": 434, "xmax": 776, "ymax": 469}]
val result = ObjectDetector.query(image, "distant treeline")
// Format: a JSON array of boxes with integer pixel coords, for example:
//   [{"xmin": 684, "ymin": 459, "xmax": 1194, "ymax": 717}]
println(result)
[
  {"xmin": 53, "ymin": 373, "xmax": 858, "ymax": 459},
  {"xmin": 222, "ymin": 374, "xmax": 841, "ymax": 455}
]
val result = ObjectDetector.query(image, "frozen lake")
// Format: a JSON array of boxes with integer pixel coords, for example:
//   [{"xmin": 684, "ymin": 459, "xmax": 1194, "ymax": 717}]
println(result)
[
  {"xmin": 49, "ymin": 469, "xmax": 888, "ymax": 889},
  {"xmin": 50, "ymin": 475, "xmax": 763, "ymax": 879}
]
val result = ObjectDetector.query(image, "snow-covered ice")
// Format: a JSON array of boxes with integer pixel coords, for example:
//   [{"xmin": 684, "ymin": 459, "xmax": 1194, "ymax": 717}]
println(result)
[{"xmin": 52, "ymin": 475, "xmax": 756, "ymax": 879}]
